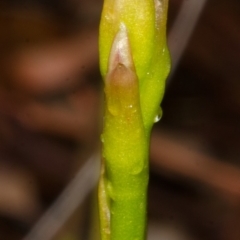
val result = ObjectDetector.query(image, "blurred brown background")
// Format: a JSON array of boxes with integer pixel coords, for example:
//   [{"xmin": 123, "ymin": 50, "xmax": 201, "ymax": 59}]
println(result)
[{"xmin": 0, "ymin": 0, "xmax": 240, "ymax": 239}]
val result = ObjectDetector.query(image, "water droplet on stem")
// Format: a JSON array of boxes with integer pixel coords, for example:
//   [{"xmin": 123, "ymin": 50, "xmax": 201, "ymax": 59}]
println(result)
[{"xmin": 154, "ymin": 108, "xmax": 163, "ymax": 123}]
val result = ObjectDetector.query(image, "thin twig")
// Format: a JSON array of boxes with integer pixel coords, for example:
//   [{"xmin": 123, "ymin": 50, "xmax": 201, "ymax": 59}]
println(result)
[
  {"xmin": 168, "ymin": 0, "xmax": 207, "ymax": 75},
  {"xmin": 23, "ymin": 153, "xmax": 100, "ymax": 240}
]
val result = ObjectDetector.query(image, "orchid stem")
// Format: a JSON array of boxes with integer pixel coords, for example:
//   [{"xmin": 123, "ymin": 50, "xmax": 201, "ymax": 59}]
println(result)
[{"xmin": 98, "ymin": 1, "xmax": 171, "ymax": 239}]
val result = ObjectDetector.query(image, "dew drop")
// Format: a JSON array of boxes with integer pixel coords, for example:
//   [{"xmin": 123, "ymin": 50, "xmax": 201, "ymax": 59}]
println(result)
[
  {"xmin": 107, "ymin": 181, "xmax": 115, "ymax": 200},
  {"xmin": 154, "ymin": 115, "xmax": 161, "ymax": 123},
  {"xmin": 154, "ymin": 108, "xmax": 163, "ymax": 123},
  {"xmin": 131, "ymin": 164, "xmax": 143, "ymax": 175},
  {"xmin": 100, "ymin": 134, "xmax": 105, "ymax": 143},
  {"xmin": 108, "ymin": 105, "xmax": 119, "ymax": 116}
]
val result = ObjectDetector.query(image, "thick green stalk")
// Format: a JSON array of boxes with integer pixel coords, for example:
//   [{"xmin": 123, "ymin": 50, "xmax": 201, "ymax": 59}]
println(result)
[{"xmin": 98, "ymin": 0, "xmax": 170, "ymax": 239}]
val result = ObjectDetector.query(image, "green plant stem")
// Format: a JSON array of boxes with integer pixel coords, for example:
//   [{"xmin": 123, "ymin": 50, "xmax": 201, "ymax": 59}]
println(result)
[{"xmin": 98, "ymin": 0, "xmax": 170, "ymax": 239}]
